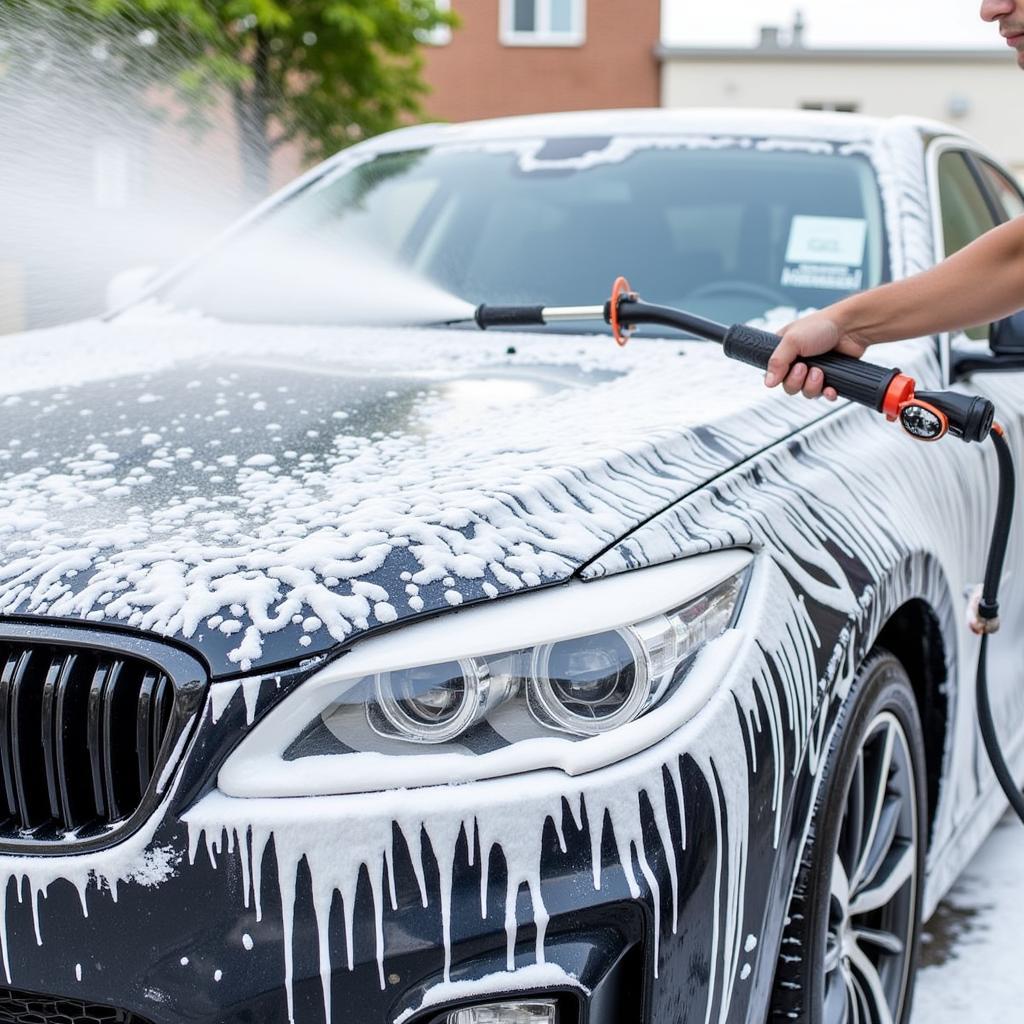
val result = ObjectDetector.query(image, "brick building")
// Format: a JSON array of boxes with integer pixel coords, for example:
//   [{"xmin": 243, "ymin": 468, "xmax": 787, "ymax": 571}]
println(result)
[{"xmin": 421, "ymin": 0, "xmax": 661, "ymax": 123}]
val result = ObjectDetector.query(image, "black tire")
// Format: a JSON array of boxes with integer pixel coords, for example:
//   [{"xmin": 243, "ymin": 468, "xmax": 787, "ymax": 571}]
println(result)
[{"xmin": 770, "ymin": 650, "xmax": 927, "ymax": 1024}]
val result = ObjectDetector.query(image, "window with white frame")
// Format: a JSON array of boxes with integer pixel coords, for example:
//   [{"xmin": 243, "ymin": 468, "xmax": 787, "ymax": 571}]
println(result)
[{"xmin": 500, "ymin": 0, "xmax": 586, "ymax": 46}]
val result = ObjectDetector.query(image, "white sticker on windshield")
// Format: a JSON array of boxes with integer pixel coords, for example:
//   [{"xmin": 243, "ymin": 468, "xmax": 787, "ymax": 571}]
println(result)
[
  {"xmin": 781, "ymin": 264, "xmax": 863, "ymax": 290},
  {"xmin": 785, "ymin": 216, "xmax": 867, "ymax": 267}
]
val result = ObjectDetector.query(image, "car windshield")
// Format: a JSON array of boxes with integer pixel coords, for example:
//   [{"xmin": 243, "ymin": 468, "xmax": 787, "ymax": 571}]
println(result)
[{"xmin": 159, "ymin": 135, "xmax": 888, "ymax": 332}]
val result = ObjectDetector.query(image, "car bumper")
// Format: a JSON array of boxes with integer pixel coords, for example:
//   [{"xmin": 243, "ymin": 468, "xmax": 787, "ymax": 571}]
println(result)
[{"xmin": 0, "ymin": 580, "xmax": 800, "ymax": 1024}]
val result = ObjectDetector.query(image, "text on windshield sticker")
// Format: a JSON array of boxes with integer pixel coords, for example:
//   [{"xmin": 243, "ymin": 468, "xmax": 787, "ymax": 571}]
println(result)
[{"xmin": 782, "ymin": 215, "xmax": 867, "ymax": 291}]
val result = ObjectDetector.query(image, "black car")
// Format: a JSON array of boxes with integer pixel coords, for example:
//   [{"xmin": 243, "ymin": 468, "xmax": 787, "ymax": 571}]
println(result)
[{"xmin": 1, "ymin": 109, "xmax": 1023, "ymax": 1024}]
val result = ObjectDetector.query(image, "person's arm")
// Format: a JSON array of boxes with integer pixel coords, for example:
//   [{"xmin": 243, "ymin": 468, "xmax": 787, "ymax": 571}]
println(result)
[{"xmin": 766, "ymin": 216, "xmax": 1024, "ymax": 399}]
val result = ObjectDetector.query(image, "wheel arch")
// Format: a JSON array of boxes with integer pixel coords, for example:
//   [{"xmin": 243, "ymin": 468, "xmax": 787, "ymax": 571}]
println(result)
[
  {"xmin": 764, "ymin": 556, "xmax": 955, "ymax": 1022},
  {"xmin": 854, "ymin": 552, "xmax": 959, "ymax": 854},
  {"xmin": 752, "ymin": 553, "xmax": 959, "ymax": 1022},
  {"xmin": 874, "ymin": 598, "xmax": 951, "ymax": 852}
]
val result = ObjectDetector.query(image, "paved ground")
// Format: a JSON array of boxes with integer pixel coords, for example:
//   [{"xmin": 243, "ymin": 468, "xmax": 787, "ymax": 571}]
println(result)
[{"xmin": 912, "ymin": 812, "xmax": 1024, "ymax": 1020}]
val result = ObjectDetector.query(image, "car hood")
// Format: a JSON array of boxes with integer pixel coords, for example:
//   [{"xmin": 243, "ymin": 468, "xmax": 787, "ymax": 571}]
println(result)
[{"xmin": 0, "ymin": 308, "xmax": 843, "ymax": 676}]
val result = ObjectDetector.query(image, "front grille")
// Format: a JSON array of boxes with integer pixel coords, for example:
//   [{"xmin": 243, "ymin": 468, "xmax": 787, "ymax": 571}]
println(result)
[
  {"xmin": 0, "ymin": 640, "xmax": 177, "ymax": 842},
  {"xmin": 0, "ymin": 985, "xmax": 152, "ymax": 1024}
]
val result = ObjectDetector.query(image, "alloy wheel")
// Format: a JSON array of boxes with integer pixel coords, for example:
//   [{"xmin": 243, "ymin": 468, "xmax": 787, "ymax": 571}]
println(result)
[{"xmin": 822, "ymin": 711, "xmax": 919, "ymax": 1024}]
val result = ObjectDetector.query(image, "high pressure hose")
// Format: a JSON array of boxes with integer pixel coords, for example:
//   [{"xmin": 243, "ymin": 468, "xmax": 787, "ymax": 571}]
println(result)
[
  {"xmin": 975, "ymin": 427, "xmax": 1024, "ymax": 823},
  {"xmin": 472, "ymin": 277, "xmax": 1024, "ymax": 824}
]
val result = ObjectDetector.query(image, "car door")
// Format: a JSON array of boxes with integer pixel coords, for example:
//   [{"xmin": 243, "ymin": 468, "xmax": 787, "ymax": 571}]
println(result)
[{"xmin": 932, "ymin": 143, "xmax": 1024, "ymax": 750}]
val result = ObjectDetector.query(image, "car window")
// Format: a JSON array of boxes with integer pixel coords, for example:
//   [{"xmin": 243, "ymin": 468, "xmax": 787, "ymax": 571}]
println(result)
[
  {"xmin": 938, "ymin": 151, "xmax": 997, "ymax": 256},
  {"xmin": 977, "ymin": 160, "xmax": 1024, "ymax": 221},
  {"xmin": 937, "ymin": 151, "xmax": 999, "ymax": 339},
  {"xmin": 160, "ymin": 139, "xmax": 888, "ymax": 332}
]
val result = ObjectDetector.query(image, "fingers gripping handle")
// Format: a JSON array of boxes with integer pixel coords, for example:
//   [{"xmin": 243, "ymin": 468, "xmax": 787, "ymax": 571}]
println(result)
[{"xmin": 722, "ymin": 324, "xmax": 899, "ymax": 412}]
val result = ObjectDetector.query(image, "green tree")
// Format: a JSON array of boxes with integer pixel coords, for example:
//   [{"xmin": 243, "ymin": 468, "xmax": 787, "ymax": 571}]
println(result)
[{"xmin": 3, "ymin": 0, "xmax": 456, "ymax": 198}]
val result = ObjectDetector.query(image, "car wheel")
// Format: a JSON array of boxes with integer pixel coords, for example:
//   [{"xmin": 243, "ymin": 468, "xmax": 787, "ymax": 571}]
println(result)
[{"xmin": 770, "ymin": 650, "xmax": 926, "ymax": 1024}]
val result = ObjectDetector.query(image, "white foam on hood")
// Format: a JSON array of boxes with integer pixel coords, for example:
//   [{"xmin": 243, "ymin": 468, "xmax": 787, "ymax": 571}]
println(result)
[
  {"xmin": 0, "ymin": 313, "xmax": 817, "ymax": 669},
  {"xmin": 0, "ymin": 118, "xmax": 924, "ymax": 671}
]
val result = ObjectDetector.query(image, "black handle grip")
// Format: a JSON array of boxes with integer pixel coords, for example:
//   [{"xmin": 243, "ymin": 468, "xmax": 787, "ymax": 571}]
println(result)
[
  {"xmin": 475, "ymin": 304, "xmax": 546, "ymax": 329},
  {"xmin": 722, "ymin": 324, "xmax": 899, "ymax": 412}
]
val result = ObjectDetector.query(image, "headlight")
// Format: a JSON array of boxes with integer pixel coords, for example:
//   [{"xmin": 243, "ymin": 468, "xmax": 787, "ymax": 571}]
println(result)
[
  {"xmin": 529, "ymin": 629, "xmax": 649, "ymax": 735},
  {"xmin": 219, "ymin": 550, "xmax": 753, "ymax": 797},
  {"xmin": 371, "ymin": 659, "xmax": 515, "ymax": 743}
]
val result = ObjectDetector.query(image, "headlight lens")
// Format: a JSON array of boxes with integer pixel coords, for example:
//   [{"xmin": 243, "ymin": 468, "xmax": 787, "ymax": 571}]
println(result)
[
  {"xmin": 529, "ymin": 630, "xmax": 649, "ymax": 735},
  {"xmin": 218, "ymin": 551, "xmax": 754, "ymax": 796},
  {"xmin": 371, "ymin": 659, "xmax": 515, "ymax": 744}
]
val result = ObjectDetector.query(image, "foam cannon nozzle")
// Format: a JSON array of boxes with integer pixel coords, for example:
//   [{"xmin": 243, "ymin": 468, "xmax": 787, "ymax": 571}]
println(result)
[{"xmin": 472, "ymin": 277, "xmax": 995, "ymax": 444}]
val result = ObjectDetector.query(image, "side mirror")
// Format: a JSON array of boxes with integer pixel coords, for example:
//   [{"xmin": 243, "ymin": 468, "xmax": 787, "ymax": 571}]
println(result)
[
  {"xmin": 105, "ymin": 266, "xmax": 158, "ymax": 311},
  {"xmin": 990, "ymin": 309, "xmax": 1024, "ymax": 355}
]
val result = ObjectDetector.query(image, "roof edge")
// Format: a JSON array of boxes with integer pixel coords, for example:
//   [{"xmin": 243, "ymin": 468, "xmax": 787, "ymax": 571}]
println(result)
[{"xmin": 656, "ymin": 43, "xmax": 1010, "ymax": 63}]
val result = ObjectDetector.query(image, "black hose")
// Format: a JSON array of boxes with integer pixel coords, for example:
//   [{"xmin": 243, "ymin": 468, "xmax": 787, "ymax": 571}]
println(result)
[
  {"xmin": 614, "ymin": 299, "xmax": 729, "ymax": 342},
  {"xmin": 975, "ymin": 427, "xmax": 1024, "ymax": 824},
  {"xmin": 981, "ymin": 428, "xmax": 1015, "ymax": 611}
]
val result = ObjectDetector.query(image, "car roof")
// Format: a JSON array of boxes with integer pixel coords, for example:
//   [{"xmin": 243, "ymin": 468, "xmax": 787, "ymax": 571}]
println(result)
[{"xmin": 361, "ymin": 107, "xmax": 971, "ymax": 155}]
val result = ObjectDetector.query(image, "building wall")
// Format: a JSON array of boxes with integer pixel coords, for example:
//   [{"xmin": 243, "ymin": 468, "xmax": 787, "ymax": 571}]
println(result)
[
  {"xmin": 423, "ymin": 0, "xmax": 660, "ymax": 123},
  {"xmin": 661, "ymin": 56, "xmax": 1024, "ymax": 177}
]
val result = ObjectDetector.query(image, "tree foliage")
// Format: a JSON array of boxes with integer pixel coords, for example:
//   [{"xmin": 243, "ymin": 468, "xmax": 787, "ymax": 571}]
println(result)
[{"xmin": 4, "ymin": 0, "xmax": 456, "ymax": 196}]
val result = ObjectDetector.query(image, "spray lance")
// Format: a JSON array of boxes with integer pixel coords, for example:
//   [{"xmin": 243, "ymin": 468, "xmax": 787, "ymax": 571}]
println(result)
[{"xmin": 473, "ymin": 277, "xmax": 1024, "ymax": 826}]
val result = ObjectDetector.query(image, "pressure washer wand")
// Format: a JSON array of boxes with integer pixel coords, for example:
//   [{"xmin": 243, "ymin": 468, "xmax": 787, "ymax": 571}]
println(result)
[
  {"xmin": 474, "ymin": 277, "xmax": 995, "ymax": 444},
  {"xmin": 478, "ymin": 277, "xmax": 1024, "ymax": 827}
]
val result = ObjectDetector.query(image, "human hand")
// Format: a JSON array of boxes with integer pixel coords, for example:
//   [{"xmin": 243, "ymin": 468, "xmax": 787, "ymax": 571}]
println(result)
[{"xmin": 764, "ymin": 314, "xmax": 869, "ymax": 400}]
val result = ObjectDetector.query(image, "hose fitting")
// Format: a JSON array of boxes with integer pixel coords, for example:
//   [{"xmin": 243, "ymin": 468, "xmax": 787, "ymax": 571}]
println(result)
[{"xmin": 968, "ymin": 584, "xmax": 1001, "ymax": 635}]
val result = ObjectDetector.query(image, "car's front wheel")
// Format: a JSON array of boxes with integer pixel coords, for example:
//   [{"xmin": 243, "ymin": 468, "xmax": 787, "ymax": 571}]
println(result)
[{"xmin": 770, "ymin": 650, "xmax": 926, "ymax": 1024}]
